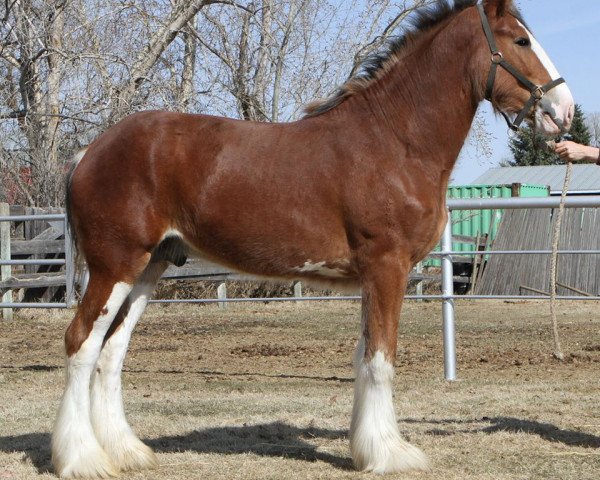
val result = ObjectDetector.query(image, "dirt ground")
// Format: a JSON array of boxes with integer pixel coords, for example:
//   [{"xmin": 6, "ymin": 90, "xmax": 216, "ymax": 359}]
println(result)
[{"xmin": 0, "ymin": 300, "xmax": 599, "ymax": 479}]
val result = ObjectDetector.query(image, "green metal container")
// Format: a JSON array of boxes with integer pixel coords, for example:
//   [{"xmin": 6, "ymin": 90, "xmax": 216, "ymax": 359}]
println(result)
[{"xmin": 425, "ymin": 183, "xmax": 549, "ymax": 266}]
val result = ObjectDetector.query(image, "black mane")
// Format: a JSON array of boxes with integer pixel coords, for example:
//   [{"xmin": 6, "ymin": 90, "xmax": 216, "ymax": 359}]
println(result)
[
  {"xmin": 304, "ymin": 0, "xmax": 481, "ymax": 118},
  {"xmin": 360, "ymin": 0, "xmax": 478, "ymax": 84}
]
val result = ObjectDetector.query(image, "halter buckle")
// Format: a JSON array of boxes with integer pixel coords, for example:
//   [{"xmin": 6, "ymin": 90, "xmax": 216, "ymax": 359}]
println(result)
[
  {"xmin": 507, "ymin": 125, "xmax": 519, "ymax": 138},
  {"xmin": 532, "ymin": 86, "xmax": 545, "ymax": 100},
  {"xmin": 491, "ymin": 51, "xmax": 503, "ymax": 64}
]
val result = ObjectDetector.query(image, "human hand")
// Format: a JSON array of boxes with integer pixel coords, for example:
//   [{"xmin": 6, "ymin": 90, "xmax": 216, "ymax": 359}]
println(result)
[{"xmin": 554, "ymin": 141, "xmax": 600, "ymax": 163}]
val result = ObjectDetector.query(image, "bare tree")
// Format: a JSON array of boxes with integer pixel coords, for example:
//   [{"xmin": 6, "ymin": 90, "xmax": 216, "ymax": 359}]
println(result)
[
  {"xmin": 107, "ymin": 0, "xmax": 227, "ymax": 122},
  {"xmin": 192, "ymin": 0, "xmax": 442, "ymax": 122},
  {"xmin": 177, "ymin": 25, "xmax": 197, "ymax": 111},
  {"xmin": 1, "ymin": 0, "xmax": 223, "ymax": 205},
  {"xmin": 347, "ymin": 0, "xmax": 436, "ymax": 78},
  {"xmin": 0, "ymin": 0, "xmax": 491, "ymax": 207},
  {"xmin": 586, "ymin": 112, "xmax": 600, "ymax": 147}
]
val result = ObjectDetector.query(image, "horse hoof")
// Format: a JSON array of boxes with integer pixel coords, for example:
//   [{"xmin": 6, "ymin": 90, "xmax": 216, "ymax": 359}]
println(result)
[
  {"xmin": 102, "ymin": 436, "xmax": 158, "ymax": 472},
  {"xmin": 52, "ymin": 444, "xmax": 119, "ymax": 479},
  {"xmin": 351, "ymin": 435, "xmax": 431, "ymax": 474}
]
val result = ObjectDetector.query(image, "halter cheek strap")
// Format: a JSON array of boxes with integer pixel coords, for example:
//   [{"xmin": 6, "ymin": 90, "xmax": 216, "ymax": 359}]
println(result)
[{"xmin": 476, "ymin": 3, "xmax": 566, "ymax": 132}]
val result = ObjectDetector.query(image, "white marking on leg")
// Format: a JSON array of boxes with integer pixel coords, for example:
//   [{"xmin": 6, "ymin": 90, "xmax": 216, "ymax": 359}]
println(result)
[
  {"xmin": 52, "ymin": 282, "xmax": 132, "ymax": 479},
  {"xmin": 350, "ymin": 347, "xmax": 430, "ymax": 474},
  {"xmin": 91, "ymin": 265, "xmax": 165, "ymax": 472}
]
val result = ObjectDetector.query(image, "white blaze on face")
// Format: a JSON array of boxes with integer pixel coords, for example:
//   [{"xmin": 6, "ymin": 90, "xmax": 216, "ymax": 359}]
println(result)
[{"xmin": 518, "ymin": 20, "xmax": 574, "ymax": 134}]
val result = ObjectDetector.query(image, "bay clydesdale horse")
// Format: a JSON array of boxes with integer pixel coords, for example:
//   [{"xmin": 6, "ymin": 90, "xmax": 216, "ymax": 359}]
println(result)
[{"xmin": 53, "ymin": 0, "xmax": 574, "ymax": 477}]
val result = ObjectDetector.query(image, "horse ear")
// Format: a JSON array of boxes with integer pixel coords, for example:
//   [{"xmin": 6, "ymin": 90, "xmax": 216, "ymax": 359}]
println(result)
[{"xmin": 483, "ymin": 0, "xmax": 513, "ymax": 17}]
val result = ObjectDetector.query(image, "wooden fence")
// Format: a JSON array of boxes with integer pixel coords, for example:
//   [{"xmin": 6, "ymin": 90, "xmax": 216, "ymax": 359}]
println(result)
[
  {"xmin": 475, "ymin": 207, "xmax": 600, "ymax": 296},
  {"xmin": 1, "ymin": 204, "xmax": 69, "ymax": 319}
]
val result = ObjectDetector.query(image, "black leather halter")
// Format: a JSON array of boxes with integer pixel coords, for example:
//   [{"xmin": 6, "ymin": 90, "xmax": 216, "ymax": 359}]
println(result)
[{"xmin": 477, "ymin": 3, "xmax": 566, "ymax": 132}]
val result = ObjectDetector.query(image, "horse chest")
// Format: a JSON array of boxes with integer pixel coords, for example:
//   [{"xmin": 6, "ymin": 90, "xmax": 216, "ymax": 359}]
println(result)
[{"xmin": 387, "ymin": 198, "xmax": 448, "ymax": 262}]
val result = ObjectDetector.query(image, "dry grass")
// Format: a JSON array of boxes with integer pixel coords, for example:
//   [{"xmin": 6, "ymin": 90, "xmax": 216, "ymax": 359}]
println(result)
[{"xmin": 1, "ymin": 300, "xmax": 599, "ymax": 479}]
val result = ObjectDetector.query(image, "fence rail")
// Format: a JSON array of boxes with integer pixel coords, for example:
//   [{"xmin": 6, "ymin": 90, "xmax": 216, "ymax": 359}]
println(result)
[
  {"xmin": 439, "ymin": 194, "xmax": 600, "ymax": 380},
  {"xmin": 3, "ymin": 196, "xmax": 600, "ymax": 382},
  {"xmin": 0, "ymin": 206, "xmax": 73, "ymax": 311}
]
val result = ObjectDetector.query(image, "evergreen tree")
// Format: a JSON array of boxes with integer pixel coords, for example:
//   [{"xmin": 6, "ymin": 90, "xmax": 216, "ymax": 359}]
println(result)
[
  {"xmin": 507, "ymin": 104, "xmax": 591, "ymax": 166},
  {"xmin": 569, "ymin": 104, "xmax": 592, "ymax": 146}
]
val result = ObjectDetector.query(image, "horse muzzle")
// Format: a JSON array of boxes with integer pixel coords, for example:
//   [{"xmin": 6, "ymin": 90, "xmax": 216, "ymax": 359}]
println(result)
[{"xmin": 535, "ymin": 85, "xmax": 575, "ymax": 136}]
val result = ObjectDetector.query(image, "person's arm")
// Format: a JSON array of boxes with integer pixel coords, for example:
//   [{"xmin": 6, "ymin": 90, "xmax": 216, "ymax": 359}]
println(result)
[{"xmin": 555, "ymin": 141, "xmax": 600, "ymax": 164}]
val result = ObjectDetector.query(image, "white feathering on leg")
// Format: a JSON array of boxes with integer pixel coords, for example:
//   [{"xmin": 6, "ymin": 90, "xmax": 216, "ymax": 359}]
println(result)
[
  {"xmin": 91, "ymin": 265, "xmax": 164, "ymax": 472},
  {"xmin": 91, "ymin": 290, "xmax": 157, "ymax": 471},
  {"xmin": 52, "ymin": 282, "xmax": 132, "ymax": 479},
  {"xmin": 350, "ymin": 345, "xmax": 430, "ymax": 474}
]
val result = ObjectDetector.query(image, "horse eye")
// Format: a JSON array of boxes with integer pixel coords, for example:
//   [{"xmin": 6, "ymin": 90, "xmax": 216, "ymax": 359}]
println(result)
[{"xmin": 515, "ymin": 37, "xmax": 530, "ymax": 47}]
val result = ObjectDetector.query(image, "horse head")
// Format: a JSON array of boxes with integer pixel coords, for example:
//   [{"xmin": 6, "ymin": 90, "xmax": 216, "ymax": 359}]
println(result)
[{"xmin": 479, "ymin": 0, "xmax": 574, "ymax": 136}]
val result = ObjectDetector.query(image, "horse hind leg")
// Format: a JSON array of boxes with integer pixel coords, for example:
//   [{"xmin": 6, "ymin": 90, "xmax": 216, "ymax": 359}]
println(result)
[
  {"xmin": 52, "ymin": 272, "xmax": 134, "ymax": 479},
  {"xmin": 90, "ymin": 260, "xmax": 168, "ymax": 472},
  {"xmin": 350, "ymin": 252, "xmax": 430, "ymax": 474}
]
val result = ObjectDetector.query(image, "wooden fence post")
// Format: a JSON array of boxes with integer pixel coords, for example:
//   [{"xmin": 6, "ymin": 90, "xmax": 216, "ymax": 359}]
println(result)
[
  {"xmin": 217, "ymin": 282, "xmax": 227, "ymax": 309},
  {"xmin": 65, "ymin": 220, "xmax": 76, "ymax": 308},
  {"xmin": 415, "ymin": 262, "xmax": 423, "ymax": 301},
  {"xmin": 1, "ymin": 203, "xmax": 13, "ymax": 320},
  {"xmin": 293, "ymin": 281, "xmax": 302, "ymax": 301}
]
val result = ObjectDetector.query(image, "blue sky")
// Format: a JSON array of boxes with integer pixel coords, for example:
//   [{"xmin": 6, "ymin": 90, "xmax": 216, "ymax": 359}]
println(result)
[{"xmin": 452, "ymin": 0, "xmax": 600, "ymax": 185}]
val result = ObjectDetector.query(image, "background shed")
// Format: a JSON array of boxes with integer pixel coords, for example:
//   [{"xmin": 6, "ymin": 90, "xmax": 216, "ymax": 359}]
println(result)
[
  {"xmin": 472, "ymin": 164, "xmax": 600, "ymax": 195},
  {"xmin": 472, "ymin": 165, "xmax": 600, "ymax": 296}
]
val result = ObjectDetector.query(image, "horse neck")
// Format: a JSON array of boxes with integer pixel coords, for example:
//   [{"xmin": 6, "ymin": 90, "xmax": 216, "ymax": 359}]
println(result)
[{"xmin": 346, "ymin": 10, "xmax": 485, "ymax": 182}]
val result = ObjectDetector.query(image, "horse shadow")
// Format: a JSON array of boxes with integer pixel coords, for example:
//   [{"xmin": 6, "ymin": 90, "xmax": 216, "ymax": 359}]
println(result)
[
  {"xmin": 405, "ymin": 416, "xmax": 600, "ymax": 448},
  {"xmin": 146, "ymin": 421, "xmax": 352, "ymax": 469},
  {"xmin": 2, "ymin": 417, "xmax": 598, "ymax": 475},
  {"xmin": 0, "ymin": 423, "xmax": 352, "ymax": 475},
  {"xmin": 0, "ymin": 431, "xmax": 53, "ymax": 474}
]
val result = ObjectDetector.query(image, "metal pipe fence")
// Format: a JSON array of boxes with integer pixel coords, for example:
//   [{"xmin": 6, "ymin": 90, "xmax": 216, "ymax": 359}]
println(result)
[
  {"xmin": 0, "ymin": 259, "xmax": 66, "ymax": 266},
  {"xmin": 439, "ymin": 195, "xmax": 600, "ymax": 380},
  {"xmin": 3, "ymin": 196, "xmax": 600, "ymax": 381}
]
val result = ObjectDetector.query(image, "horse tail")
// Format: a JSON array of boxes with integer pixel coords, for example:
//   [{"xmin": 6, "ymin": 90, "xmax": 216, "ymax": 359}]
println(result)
[{"xmin": 65, "ymin": 148, "xmax": 88, "ymax": 299}]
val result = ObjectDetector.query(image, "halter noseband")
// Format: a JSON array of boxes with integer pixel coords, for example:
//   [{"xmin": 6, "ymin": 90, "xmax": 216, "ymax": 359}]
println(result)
[{"xmin": 477, "ymin": 3, "xmax": 565, "ymax": 132}]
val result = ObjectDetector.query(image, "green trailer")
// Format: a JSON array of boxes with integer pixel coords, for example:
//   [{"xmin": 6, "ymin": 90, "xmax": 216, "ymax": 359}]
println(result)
[{"xmin": 425, "ymin": 183, "xmax": 549, "ymax": 266}]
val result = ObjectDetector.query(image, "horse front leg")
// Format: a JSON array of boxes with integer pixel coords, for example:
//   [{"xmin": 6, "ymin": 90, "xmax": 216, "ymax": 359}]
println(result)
[{"xmin": 350, "ymin": 251, "xmax": 430, "ymax": 474}]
